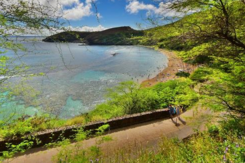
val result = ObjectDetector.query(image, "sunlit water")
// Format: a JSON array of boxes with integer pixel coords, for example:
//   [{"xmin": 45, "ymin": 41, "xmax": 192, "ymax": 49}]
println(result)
[{"xmin": 0, "ymin": 36, "xmax": 167, "ymax": 119}]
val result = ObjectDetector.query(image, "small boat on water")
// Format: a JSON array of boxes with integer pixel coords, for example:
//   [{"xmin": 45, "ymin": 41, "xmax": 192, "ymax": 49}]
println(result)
[
  {"xmin": 111, "ymin": 53, "xmax": 118, "ymax": 56},
  {"xmin": 78, "ymin": 43, "xmax": 87, "ymax": 46}
]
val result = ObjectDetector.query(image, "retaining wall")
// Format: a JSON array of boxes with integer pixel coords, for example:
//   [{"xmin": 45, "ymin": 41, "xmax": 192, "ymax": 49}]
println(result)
[{"xmin": 0, "ymin": 109, "xmax": 170, "ymax": 152}]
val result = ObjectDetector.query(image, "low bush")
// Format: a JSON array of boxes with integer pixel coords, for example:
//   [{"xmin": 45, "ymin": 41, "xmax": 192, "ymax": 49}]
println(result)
[
  {"xmin": 190, "ymin": 67, "xmax": 212, "ymax": 82},
  {"xmin": 0, "ymin": 116, "xmax": 66, "ymax": 139},
  {"xmin": 176, "ymin": 71, "xmax": 190, "ymax": 77},
  {"xmin": 88, "ymin": 104, "xmax": 124, "ymax": 121},
  {"xmin": 65, "ymin": 116, "xmax": 86, "ymax": 126},
  {"xmin": 90, "ymin": 115, "xmax": 106, "ymax": 122}
]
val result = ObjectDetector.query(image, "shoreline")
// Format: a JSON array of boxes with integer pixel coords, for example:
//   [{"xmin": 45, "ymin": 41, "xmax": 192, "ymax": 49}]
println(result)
[{"xmin": 141, "ymin": 49, "xmax": 196, "ymax": 87}]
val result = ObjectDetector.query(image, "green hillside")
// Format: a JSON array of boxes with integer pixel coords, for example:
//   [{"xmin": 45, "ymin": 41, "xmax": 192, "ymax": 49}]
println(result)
[{"xmin": 43, "ymin": 26, "xmax": 144, "ymax": 45}]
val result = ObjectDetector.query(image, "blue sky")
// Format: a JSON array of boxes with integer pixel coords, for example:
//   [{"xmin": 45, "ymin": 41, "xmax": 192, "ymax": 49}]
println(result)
[
  {"xmin": 58, "ymin": 0, "xmax": 179, "ymax": 31},
  {"xmin": 68, "ymin": 0, "xmax": 157, "ymax": 29}
]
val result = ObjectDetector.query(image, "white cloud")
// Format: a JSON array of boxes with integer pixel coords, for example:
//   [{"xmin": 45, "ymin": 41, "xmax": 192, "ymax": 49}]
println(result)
[
  {"xmin": 155, "ymin": 2, "xmax": 182, "ymax": 17},
  {"xmin": 126, "ymin": 0, "xmax": 193, "ymax": 17},
  {"xmin": 126, "ymin": 0, "xmax": 156, "ymax": 14},
  {"xmin": 63, "ymin": 2, "xmax": 93, "ymax": 20},
  {"xmin": 35, "ymin": 25, "xmax": 107, "ymax": 36},
  {"xmin": 60, "ymin": 0, "xmax": 101, "ymax": 20},
  {"xmin": 59, "ymin": 0, "xmax": 79, "ymax": 6},
  {"xmin": 0, "ymin": 0, "xmax": 101, "ymax": 20},
  {"xmin": 64, "ymin": 25, "xmax": 107, "ymax": 32},
  {"xmin": 3, "ymin": 25, "xmax": 107, "ymax": 36},
  {"xmin": 1, "ymin": 0, "xmax": 105, "ymax": 36},
  {"xmin": 96, "ymin": 13, "xmax": 103, "ymax": 19}
]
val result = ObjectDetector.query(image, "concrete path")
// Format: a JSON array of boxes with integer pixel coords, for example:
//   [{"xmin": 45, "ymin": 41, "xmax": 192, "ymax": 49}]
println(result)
[{"xmin": 5, "ymin": 108, "xmax": 211, "ymax": 163}]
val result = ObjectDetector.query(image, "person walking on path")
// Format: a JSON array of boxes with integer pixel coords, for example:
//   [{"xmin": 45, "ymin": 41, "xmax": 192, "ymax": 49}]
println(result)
[
  {"xmin": 176, "ymin": 105, "xmax": 186, "ymax": 125},
  {"xmin": 168, "ymin": 104, "xmax": 179, "ymax": 126}
]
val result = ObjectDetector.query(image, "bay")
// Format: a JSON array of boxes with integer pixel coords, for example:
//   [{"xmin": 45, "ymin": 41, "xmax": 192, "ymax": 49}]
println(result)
[{"xmin": 0, "ymin": 36, "xmax": 167, "ymax": 119}]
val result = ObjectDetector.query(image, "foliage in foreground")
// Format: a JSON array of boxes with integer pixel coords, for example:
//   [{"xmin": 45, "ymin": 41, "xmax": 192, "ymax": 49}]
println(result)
[
  {"xmin": 0, "ymin": 124, "xmax": 111, "ymax": 161},
  {"xmin": 55, "ymin": 118, "xmax": 245, "ymax": 163},
  {"xmin": 127, "ymin": 118, "xmax": 245, "ymax": 163},
  {"xmin": 54, "ymin": 124, "xmax": 112, "ymax": 163}
]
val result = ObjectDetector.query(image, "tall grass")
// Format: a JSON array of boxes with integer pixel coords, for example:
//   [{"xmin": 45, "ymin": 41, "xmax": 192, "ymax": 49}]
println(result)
[{"xmin": 55, "ymin": 118, "xmax": 245, "ymax": 163}]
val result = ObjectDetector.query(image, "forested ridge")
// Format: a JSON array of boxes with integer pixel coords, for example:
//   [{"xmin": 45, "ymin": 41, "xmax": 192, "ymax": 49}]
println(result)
[{"xmin": 43, "ymin": 26, "xmax": 144, "ymax": 45}]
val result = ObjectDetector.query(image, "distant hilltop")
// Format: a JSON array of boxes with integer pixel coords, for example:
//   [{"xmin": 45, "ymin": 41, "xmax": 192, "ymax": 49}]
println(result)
[{"xmin": 42, "ymin": 26, "xmax": 144, "ymax": 45}]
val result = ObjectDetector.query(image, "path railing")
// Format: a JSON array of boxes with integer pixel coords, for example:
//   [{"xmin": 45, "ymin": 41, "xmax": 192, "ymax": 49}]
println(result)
[{"xmin": 0, "ymin": 109, "xmax": 170, "ymax": 152}]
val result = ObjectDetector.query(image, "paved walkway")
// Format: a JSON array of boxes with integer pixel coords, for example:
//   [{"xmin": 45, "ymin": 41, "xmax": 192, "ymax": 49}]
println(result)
[{"xmin": 5, "ymin": 108, "xmax": 211, "ymax": 163}]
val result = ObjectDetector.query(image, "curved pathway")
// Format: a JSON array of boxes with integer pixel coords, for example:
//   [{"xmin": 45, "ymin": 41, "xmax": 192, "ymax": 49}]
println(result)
[{"xmin": 5, "ymin": 108, "xmax": 211, "ymax": 163}]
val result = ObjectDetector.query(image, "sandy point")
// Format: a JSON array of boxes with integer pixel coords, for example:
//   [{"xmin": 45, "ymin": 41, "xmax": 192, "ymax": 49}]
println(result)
[{"xmin": 141, "ymin": 49, "xmax": 196, "ymax": 87}]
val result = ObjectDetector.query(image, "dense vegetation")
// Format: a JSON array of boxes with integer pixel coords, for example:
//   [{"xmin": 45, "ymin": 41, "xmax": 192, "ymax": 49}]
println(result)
[{"xmin": 139, "ymin": 0, "xmax": 245, "ymax": 116}]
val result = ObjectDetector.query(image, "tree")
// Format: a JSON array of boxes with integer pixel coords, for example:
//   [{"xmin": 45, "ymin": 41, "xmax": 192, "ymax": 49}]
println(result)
[
  {"xmin": 167, "ymin": 0, "xmax": 245, "ymax": 116},
  {"xmin": 0, "ymin": 0, "xmax": 63, "ymax": 82},
  {"xmin": 0, "ymin": 0, "xmax": 64, "ymax": 125},
  {"xmin": 106, "ymin": 81, "xmax": 160, "ymax": 114}
]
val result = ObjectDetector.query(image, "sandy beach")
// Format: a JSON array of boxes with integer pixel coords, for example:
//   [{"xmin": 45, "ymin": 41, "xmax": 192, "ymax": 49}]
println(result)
[{"xmin": 141, "ymin": 49, "xmax": 196, "ymax": 87}]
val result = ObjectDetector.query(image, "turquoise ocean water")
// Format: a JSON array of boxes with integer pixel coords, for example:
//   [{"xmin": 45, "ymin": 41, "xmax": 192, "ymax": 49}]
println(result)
[{"xmin": 0, "ymin": 37, "xmax": 167, "ymax": 119}]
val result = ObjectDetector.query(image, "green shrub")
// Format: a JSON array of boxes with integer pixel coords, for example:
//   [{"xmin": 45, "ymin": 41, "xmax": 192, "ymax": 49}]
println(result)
[
  {"xmin": 2, "ymin": 139, "xmax": 34, "ymax": 158},
  {"xmin": 0, "ymin": 120, "xmax": 34, "ymax": 139},
  {"xmin": 0, "ymin": 115, "xmax": 66, "ymax": 139},
  {"xmin": 65, "ymin": 116, "xmax": 86, "ymax": 126},
  {"xmin": 88, "ymin": 104, "xmax": 124, "ymax": 120},
  {"xmin": 153, "ymin": 79, "xmax": 198, "ymax": 107},
  {"xmin": 190, "ymin": 67, "xmax": 212, "ymax": 82},
  {"xmin": 90, "ymin": 115, "xmax": 106, "ymax": 122},
  {"xmin": 176, "ymin": 71, "xmax": 190, "ymax": 77}
]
